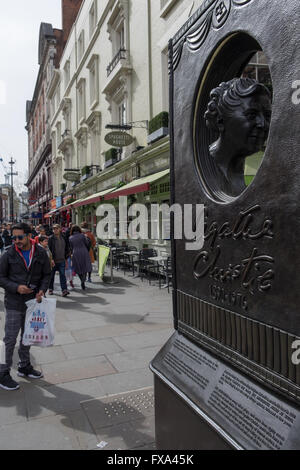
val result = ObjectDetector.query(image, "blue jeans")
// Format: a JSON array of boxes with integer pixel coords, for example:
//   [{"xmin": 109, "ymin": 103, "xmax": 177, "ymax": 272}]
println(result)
[{"xmin": 49, "ymin": 261, "xmax": 67, "ymax": 292}]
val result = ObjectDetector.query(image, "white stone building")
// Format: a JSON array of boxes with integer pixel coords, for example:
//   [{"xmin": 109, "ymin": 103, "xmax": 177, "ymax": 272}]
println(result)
[{"xmin": 48, "ymin": 0, "xmax": 205, "ymax": 248}]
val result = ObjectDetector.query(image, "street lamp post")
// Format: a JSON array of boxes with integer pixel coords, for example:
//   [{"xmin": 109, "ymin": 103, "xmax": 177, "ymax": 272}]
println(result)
[{"xmin": 8, "ymin": 158, "xmax": 18, "ymax": 223}]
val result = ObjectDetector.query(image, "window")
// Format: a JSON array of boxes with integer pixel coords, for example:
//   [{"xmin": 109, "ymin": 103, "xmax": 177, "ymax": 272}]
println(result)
[
  {"xmin": 50, "ymin": 96, "xmax": 55, "ymax": 119},
  {"xmin": 51, "ymin": 131, "xmax": 56, "ymax": 158},
  {"xmin": 64, "ymin": 60, "xmax": 70, "ymax": 89},
  {"xmin": 89, "ymin": 1, "xmax": 97, "ymax": 39},
  {"xmin": 78, "ymin": 30, "xmax": 85, "ymax": 63},
  {"xmin": 107, "ymin": 1, "xmax": 128, "ymax": 57},
  {"xmin": 161, "ymin": 48, "xmax": 169, "ymax": 111},
  {"xmin": 118, "ymin": 101, "xmax": 126, "ymax": 126},
  {"xmin": 77, "ymin": 79, "xmax": 86, "ymax": 123},
  {"xmin": 56, "ymin": 122, "xmax": 62, "ymax": 146},
  {"xmin": 62, "ymin": 98, "xmax": 72, "ymax": 132},
  {"xmin": 87, "ymin": 54, "xmax": 99, "ymax": 108},
  {"xmin": 56, "ymin": 84, "xmax": 61, "ymax": 110},
  {"xmin": 78, "ymin": 138, "xmax": 87, "ymax": 167},
  {"xmin": 86, "ymin": 112, "xmax": 101, "ymax": 164},
  {"xmin": 117, "ymin": 22, "xmax": 125, "ymax": 51}
]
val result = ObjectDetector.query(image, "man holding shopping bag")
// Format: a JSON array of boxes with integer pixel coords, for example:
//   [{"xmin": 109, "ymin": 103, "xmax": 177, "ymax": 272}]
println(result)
[{"xmin": 0, "ymin": 223, "xmax": 51, "ymax": 391}]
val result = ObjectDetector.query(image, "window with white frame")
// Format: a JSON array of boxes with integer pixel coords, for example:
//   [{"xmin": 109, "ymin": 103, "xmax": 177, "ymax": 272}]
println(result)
[
  {"xmin": 78, "ymin": 30, "xmax": 85, "ymax": 63},
  {"xmin": 50, "ymin": 96, "xmax": 55, "ymax": 119},
  {"xmin": 161, "ymin": 48, "xmax": 169, "ymax": 111},
  {"xmin": 108, "ymin": 2, "xmax": 128, "ymax": 57},
  {"xmin": 87, "ymin": 54, "xmax": 99, "ymax": 108},
  {"xmin": 51, "ymin": 131, "xmax": 56, "ymax": 158},
  {"xmin": 62, "ymin": 99, "xmax": 72, "ymax": 132},
  {"xmin": 118, "ymin": 101, "xmax": 126, "ymax": 126},
  {"xmin": 116, "ymin": 22, "xmax": 125, "ymax": 52},
  {"xmin": 78, "ymin": 138, "xmax": 87, "ymax": 167},
  {"xmin": 56, "ymin": 122, "xmax": 62, "ymax": 146},
  {"xmin": 64, "ymin": 60, "xmax": 70, "ymax": 89},
  {"xmin": 89, "ymin": 1, "xmax": 97, "ymax": 39},
  {"xmin": 56, "ymin": 84, "xmax": 61, "ymax": 110},
  {"xmin": 77, "ymin": 79, "xmax": 86, "ymax": 123},
  {"xmin": 90, "ymin": 127, "xmax": 99, "ymax": 163},
  {"xmin": 87, "ymin": 112, "xmax": 101, "ymax": 165}
]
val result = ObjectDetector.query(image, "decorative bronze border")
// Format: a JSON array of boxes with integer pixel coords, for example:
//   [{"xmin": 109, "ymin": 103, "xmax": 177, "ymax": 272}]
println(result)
[
  {"xmin": 177, "ymin": 290, "xmax": 300, "ymax": 404},
  {"xmin": 171, "ymin": 0, "xmax": 254, "ymax": 71}
]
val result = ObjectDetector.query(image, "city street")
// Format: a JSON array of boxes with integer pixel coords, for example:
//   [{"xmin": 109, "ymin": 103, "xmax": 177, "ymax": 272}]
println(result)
[{"xmin": 0, "ymin": 269, "xmax": 173, "ymax": 450}]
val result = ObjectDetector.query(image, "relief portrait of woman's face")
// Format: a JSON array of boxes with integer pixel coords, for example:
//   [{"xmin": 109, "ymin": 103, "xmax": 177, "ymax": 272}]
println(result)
[{"xmin": 205, "ymin": 78, "xmax": 272, "ymax": 196}]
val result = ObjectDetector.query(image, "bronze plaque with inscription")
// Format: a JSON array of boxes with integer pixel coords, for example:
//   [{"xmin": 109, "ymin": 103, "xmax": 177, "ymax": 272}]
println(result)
[{"xmin": 151, "ymin": 0, "xmax": 300, "ymax": 450}]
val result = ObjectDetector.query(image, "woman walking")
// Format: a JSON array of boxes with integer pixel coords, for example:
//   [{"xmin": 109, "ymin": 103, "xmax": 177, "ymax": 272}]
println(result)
[
  {"xmin": 81, "ymin": 222, "xmax": 96, "ymax": 282},
  {"xmin": 69, "ymin": 225, "xmax": 92, "ymax": 290}
]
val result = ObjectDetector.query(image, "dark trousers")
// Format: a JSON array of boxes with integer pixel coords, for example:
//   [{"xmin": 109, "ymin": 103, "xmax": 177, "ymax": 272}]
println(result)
[
  {"xmin": 78, "ymin": 273, "xmax": 87, "ymax": 284},
  {"xmin": 49, "ymin": 261, "xmax": 67, "ymax": 292},
  {"xmin": 0, "ymin": 309, "xmax": 31, "ymax": 374}
]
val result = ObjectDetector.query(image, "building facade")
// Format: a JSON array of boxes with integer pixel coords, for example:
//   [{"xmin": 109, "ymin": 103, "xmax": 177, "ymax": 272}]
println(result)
[
  {"xmin": 47, "ymin": 0, "xmax": 205, "ymax": 253},
  {"xmin": 45, "ymin": 0, "xmax": 272, "ymax": 251},
  {"xmin": 26, "ymin": 0, "xmax": 84, "ymax": 226}
]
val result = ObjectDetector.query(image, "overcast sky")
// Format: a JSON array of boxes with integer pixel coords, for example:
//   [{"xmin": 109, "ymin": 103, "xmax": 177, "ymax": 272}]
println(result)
[{"xmin": 0, "ymin": 0, "xmax": 62, "ymax": 193}]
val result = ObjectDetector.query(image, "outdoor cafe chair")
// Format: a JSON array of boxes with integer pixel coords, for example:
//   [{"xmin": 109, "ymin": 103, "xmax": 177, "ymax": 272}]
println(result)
[{"xmin": 134, "ymin": 248, "xmax": 158, "ymax": 281}]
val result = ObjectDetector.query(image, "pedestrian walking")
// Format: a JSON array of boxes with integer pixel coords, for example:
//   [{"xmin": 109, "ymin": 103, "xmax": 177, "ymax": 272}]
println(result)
[
  {"xmin": 48, "ymin": 224, "xmax": 70, "ymax": 297},
  {"xmin": 29, "ymin": 224, "xmax": 38, "ymax": 239},
  {"xmin": 81, "ymin": 222, "xmax": 96, "ymax": 282},
  {"xmin": 0, "ymin": 228, "xmax": 4, "ymax": 255},
  {"xmin": 2, "ymin": 224, "xmax": 12, "ymax": 249},
  {"xmin": 34, "ymin": 226, "xmax": 47, "ymax": 244},
  {"xmin": 69, "ymin": 225, "xmax": 92, "ymax": 290},
  {"xmin": 65, "ymin": 222, "xmax": 73, "ymax": 242},
  {"xmin": 0, "ymin": 223, "xmax": 51, "ymax": 391},
  {"xmin": 38, "ymin": 235, "xmax": 54, "ymax": 268},
  {"xmin": 65, "ymin": 257, "xmax": 74, "ymax": 289}
]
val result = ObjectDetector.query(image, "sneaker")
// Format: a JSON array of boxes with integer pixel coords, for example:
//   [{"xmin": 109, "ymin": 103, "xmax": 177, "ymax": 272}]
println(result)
[
  {"xmin": 48, "ymin": 289, "xmax": 53, "ymax": 295},
  {"xmin": 0, "ymin": 371, "xmax": 20, "ymax": 391},
  {"xmin": 62, "ymin": 290, "xmax": 70, "ymax": 297},
  {"xmin": 17, "ymin": 365, "xmax": 43, "ymax": 379}
]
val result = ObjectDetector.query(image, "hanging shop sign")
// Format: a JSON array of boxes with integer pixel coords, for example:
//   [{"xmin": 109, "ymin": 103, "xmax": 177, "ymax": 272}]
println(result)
[
  {"xmin": 104, "ymin": 131, "xmax": 134, "ymax": 148},
  {"xmin": 50, "ymin": 199, "xmax": 57, "ymax": 210},
  {"xmin": 31, "ymin": 212, "xmax": 42, "ymax": 219},
  {"xmin": 63, "ymin": 171, "xmax": 81, "ymax": 182},
  {"xmin": 56, "ymin": 196, "xmax": 62, "ymax": 208}
]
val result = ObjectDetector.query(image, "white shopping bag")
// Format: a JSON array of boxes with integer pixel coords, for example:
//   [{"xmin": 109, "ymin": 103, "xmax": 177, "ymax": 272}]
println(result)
[{"xmin": 23, "ymin": 297, "xmax": 57, "ymax": 348}]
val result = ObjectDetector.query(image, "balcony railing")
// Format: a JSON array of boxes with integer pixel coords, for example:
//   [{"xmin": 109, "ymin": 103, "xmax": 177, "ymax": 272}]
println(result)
[{"xmin": 107, "ymin": 48, "xmax": 127, "ymax": 77}]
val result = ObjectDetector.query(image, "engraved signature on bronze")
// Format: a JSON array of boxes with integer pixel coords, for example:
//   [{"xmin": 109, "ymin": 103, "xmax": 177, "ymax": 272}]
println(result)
[
  {"xmin": 210, "ymin": 285, "xmax": 248, "ymax": 310},
  {"xmin": 193, "ymin": 205, "xmax": 274, "ymax": 295}
]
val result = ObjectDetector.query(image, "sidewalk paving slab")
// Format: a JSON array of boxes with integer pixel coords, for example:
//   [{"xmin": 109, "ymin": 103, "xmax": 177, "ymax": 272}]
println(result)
[{"xmin": 0, "ymin": 271, "xmax": 172, "ymax": 450}]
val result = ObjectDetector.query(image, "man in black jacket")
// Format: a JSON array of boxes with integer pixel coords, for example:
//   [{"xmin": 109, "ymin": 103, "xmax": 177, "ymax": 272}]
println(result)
[
  {"xmin": 48, "ymin": 224, "xmax": 70, "ymax": 297},
  {"xmin": 0, "ymin": 223, "xmax": 51, "ymax": 391}
]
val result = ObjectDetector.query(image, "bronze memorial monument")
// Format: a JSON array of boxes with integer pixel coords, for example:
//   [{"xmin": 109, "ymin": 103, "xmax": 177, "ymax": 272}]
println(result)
[{"xmin": 151, "ymin": 0, "xmax": 300, "ymax": 450}]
